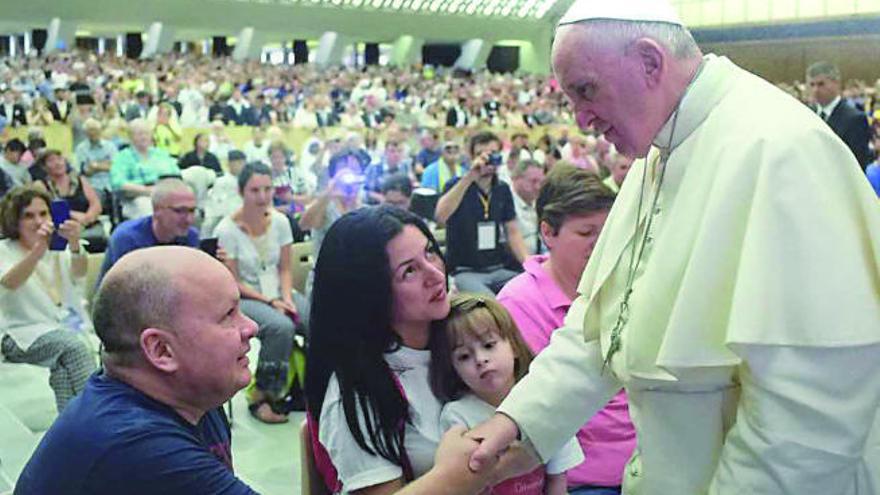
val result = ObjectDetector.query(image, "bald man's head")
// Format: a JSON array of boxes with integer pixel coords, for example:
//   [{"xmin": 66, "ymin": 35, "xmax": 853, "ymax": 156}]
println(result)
[{"xmin": 92, "ymin": 247, "xmax": 219, "ymax": 366}]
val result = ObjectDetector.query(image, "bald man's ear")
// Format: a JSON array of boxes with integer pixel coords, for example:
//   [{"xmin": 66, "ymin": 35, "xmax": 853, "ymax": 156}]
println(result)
[
  {"xmin": 632, "ymin": 38, "xmax": 665, "ymax": 89},
  {"xmin": 140, "ymin": 328, "xmax": 180, "ymax": 373}
]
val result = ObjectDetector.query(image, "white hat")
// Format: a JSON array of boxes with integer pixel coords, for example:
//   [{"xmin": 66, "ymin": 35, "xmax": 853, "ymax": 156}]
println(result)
[{"xmin": 558, "ymin": 0, "xmax": 683, "ymax": 27}]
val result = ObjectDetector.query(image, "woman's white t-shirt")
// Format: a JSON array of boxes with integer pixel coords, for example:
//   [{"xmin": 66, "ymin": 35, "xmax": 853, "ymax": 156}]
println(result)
[
  {"xmin": 215, "ymin": 210, "xmax": 293, "ymax": 300},
  {"xmin": 319, "ymin": 346, "xmax": 443, "ymax": 493}
]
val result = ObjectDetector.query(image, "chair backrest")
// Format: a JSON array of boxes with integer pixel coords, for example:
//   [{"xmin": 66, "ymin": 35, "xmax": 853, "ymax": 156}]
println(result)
[
  {"xmin": 290, "ymin": 241, "xmax": 313, "ymax": 294},
  {"xmin": 300, "ymin": 419, "xmax": 331, "ymax": 495}
]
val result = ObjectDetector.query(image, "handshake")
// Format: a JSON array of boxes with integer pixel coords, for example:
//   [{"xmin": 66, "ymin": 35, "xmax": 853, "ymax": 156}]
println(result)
[{"xmin": 426, "ymin": 414, "xmax": 535, "ymax": 495}]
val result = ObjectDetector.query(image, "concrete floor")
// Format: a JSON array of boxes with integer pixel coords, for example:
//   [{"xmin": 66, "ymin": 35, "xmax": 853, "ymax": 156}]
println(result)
[{"xmin": 0, "ymin": 343, "xmax": 303, "ymax": 495}]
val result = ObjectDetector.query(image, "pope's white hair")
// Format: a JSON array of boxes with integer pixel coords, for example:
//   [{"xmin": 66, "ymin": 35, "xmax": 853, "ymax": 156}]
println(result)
[{"xmin": 567, "ymin": 19, "xmax": 701, "ymax": 60}]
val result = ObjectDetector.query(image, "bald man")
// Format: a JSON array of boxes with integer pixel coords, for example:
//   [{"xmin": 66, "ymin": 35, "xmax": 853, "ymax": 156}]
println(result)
[
  {"xmin": 15, "ymin": 247, "xmax": 503, "ymax": 495},
  {"xmin": 97, "ymin": 178, "xmax": 198, "ymax": 285},
  {"xmin": 16, "ymin": 247, "xmax": 258, "ymax": 494}
]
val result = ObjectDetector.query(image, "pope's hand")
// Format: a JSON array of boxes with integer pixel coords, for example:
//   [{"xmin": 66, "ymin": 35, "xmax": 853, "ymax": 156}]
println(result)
[{"xmin": 466, "ymin": 413, "xmax": 521, "ymax": 472}]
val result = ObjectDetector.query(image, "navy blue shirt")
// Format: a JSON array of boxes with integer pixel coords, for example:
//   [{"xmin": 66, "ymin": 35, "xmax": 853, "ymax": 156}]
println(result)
[
  {"xmin": 443, "ymin": 178, "xmax": 516, "ymax": 273},
  {"xmin": 15, "ymin": 373, "xmax": 256, "ymax": 495},
  {"xmin": 98, "ymin": 215, "xmax": 199, "ymax": 284}
]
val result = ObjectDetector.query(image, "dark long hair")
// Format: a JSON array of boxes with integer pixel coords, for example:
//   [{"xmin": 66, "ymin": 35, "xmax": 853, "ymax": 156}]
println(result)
[{"xmin": 305, "ymin": 205, "xmax": 445, "ymax": 467}]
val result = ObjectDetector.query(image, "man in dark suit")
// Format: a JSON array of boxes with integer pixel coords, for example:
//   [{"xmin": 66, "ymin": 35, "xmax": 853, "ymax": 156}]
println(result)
[
  {"xmin": 0, "ymin": 90, "xmax": 28, "ymax": 127},
  {"xmin": 49, "ymin": 88, "xmax": 74, "ymax": 123},
  {"xmin": 807, "ymin": 61, "xmax": 872, "ymax": 170},
  {"xmin": 445, "ymin": 98, "xmax": 469, "ymax": 128}
]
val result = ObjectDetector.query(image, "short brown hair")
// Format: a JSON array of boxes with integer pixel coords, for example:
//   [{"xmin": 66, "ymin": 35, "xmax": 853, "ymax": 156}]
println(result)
[
  {"xmin": 429, "ymin": 294, "xmax": 533, "ymax": 403},
  {"xmin": 537, "ymin": 165, "xmax": 616, "ymax": 235},
  {"xmin": 0, "ymin": 185, "xmax": 52, "ymax": 239}
]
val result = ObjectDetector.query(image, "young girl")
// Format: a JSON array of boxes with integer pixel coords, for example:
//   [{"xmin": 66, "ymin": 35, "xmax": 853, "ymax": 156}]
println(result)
[{"xmin": 430, "ymin": 294, "xmax": 583, "ymax": 495}]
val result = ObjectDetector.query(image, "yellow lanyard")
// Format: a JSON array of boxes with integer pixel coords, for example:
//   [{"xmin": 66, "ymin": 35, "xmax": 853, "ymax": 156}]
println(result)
[{"xmin": 478, "ymin": 191, "xmax": 491, "ymax": 220}]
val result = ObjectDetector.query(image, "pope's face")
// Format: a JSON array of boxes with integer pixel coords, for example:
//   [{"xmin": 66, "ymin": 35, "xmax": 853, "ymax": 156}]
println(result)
[{"xmin": 553, "ymin": 25, "xmax": 663, "ymax": 159}]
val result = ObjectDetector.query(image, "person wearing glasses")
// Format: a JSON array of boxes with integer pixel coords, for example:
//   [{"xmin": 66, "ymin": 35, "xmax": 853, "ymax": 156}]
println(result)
[{"xmin": 97, "ymin": 179, "xmax": 199, "ymax": 285}]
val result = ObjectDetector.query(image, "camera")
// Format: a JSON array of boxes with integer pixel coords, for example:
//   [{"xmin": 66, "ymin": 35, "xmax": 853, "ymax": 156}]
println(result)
[{"xmin": 487, "ymin": 152, "xmax": 503, "ymax": 166}]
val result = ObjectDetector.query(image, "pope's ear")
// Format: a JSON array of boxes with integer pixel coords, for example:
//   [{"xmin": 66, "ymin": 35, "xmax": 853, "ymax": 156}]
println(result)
[
  {"xmin": 140, "ymin": 328, "xmax": 180, "ymax": 373},
  {"xmin": 631, "ymin": 38, "xmax": 665, "ymax": 88}
]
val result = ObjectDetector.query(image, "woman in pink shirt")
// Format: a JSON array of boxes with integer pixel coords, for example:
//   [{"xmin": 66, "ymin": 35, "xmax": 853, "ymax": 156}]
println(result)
[{"xmin": 497, "ymin": 165, "xmax": 635, "ymax": 495}]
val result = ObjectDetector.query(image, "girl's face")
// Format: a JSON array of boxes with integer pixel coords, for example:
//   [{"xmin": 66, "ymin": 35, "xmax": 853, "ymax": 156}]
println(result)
[
  {"xmin": 387, "ymin": 225, "xmax": 449, "ymax": 332},
  {"xmin": 451, "ymin": 327, "xmax": 516, "ymax": 406}
]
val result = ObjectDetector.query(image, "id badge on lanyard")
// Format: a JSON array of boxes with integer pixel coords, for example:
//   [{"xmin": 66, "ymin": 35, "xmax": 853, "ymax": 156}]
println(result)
[
  {"xmin": 477, "ymin": 222, "xmax": 497, "ymax": 251},
  {"xmin": 476, "ymin": 190, "xmax": 496, "ymax": 251}
]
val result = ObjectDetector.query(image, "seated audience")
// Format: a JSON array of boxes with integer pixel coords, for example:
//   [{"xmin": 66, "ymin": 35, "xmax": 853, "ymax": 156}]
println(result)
[
  {"xmin": 414, "ymin": 129, "xmax": 442, "ymax": 178},
  {"xmin": 152, "ymin": 103, "xmax": 183, "ymax": 158},
  {"xmin": 74, "ymin": 118, "xmax": 117, "ymax": 195},
  {"xmin": 243, "ymin": 126, "xmax": 271, "ymax": 165},
  {"xmin": 26, "ymin": 97, "xmax": 55, "ymax": 126},
  {"xmin": 33, "ymin": 150, "xmax": 106, "ymax": 252},
  {"xmin": 421, "ymin": 141, "xmax": 466, "ymax": 193},
  {"xmin": 435, "ymin": 131, "xmax": 528, "ymax": 294},
  {"xmin": 110, "ymin": 119, "xmax": 181, "ymax": 219},
  {"xmin": 178, "ymin": 133, "xmax": 222, "ymax": 175},
  {"xmin": 98, "ymin": 179, "xmax": 198, "ymax": 284},
  {"xmin": 203, "ymin": 150, "xmax": 246, "ymax": 237},
  {"xmin": 299, "ymin": 151, "xmax": 365, "ymax": 265},
  {"xmin": 0, "ymin": 138, "xmax": 29, "ymax": 187},
  {"xmin": 509, "ymin": 159, "xmax": 545, "ymax": 255},
  {"xmin": 0, "ymin": 186, "xmax": 96, "ymax": 413},
  {"xmin": 382, "ymin": 173, "xmax": 414, "ymax": 211},
  {"xmin": 363, "ymin": 138, "xmax": 414, "ymax": 205},
  {"xmin": 268, "ymin": 141, "xmax": 312, "ymax": 215},
  {"xmin": 497, "ymin": 166, "xmax": 635, "ymax": 495},
  {"xmin": 215, "ymin": 163, "xmax": 308, "ymax": 424}
]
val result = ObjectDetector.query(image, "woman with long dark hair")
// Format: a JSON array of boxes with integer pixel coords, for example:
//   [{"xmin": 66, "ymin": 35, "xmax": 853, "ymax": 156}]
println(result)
[{"xmin": 305, "ymin": 205, "xmax": 451, "ymax": 494}]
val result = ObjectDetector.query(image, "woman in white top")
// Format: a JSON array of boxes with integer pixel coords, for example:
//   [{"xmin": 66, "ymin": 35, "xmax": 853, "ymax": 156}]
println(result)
[
  {"xmin": 215, "ymin": 162, "xmax": 306, "ymax": 424},
  {"xmin": 0, "ymin": 186, "xmax": 96, "ymax": 412},
  {"xmin": 305, "ymin": 206, "xmax": 453, "ymax": 494}
]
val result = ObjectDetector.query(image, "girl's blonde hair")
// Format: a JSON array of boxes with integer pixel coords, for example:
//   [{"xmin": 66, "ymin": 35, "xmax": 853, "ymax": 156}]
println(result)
[{"xmin": 429, "ymin": 293, "xmax": 534, "ymax": 403}]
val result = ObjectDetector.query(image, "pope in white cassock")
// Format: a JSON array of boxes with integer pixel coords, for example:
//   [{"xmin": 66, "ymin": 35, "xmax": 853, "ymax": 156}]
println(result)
[{"xmin": 467, "ymin": 1, "xmax": 880, "ymax": 494}]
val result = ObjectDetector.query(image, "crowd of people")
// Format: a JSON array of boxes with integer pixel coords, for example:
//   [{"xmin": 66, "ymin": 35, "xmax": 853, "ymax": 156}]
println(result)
[{"xmin": 2, "ymin": 2, "xmax": 880, "ymax": 491}]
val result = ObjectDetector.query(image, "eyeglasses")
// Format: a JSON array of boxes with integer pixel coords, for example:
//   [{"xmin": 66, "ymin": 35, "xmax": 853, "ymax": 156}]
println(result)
[{"xmin": 166, "ymin": 206, "xmax": 197, "ymax": 215}]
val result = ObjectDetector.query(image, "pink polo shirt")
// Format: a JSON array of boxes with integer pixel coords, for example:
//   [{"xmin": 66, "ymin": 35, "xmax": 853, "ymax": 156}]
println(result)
[{"xmin": 497, "ymin": 255, "xmax": 637, "ymax": 489}]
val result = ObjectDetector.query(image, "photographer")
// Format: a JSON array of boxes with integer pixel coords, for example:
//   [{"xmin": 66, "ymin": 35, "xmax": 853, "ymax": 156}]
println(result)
[{"xmin": 435, "ymin": 131, "xmax": 528, "ymax": 294}]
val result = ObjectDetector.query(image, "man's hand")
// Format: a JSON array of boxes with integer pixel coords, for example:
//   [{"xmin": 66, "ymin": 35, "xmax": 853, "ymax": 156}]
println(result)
[{"xmin": 465, "ymin": 413, "xmax": 521, "ymax": 472}]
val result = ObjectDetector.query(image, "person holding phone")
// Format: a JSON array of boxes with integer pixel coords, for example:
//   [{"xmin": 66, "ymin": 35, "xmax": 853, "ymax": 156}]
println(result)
[
  {"xmin": 435, "ymin": 131, "xmax": 529, "ymax": 294},
  {"xmin": 215, "ymin": 162, "xmax": 307, "ymax": 424},
  {"xmin": 34, "ymin": 150, "xmax": 106, "ymax": 252},
  {"xmin": 0, "ymin": 186, "xmax": 96, "ymax": 412}
]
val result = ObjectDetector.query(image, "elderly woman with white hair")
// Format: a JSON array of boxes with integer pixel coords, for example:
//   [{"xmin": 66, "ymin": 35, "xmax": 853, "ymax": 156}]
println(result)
[{"xmin": 109, "ymin": 118, "xmax": 181, "ymax": 219}]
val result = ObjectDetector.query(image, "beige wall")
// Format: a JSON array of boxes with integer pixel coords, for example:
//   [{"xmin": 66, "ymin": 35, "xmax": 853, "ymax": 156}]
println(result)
[{"xmin": 700, "ymin": 35, "xmax": 880, "ymax": 84}]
